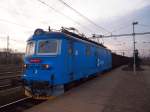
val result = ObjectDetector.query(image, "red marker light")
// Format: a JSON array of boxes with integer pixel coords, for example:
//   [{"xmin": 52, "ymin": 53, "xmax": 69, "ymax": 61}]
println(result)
[{"xmin": 30, "ymin": 58, "xmax": 41, "ymax": 63}]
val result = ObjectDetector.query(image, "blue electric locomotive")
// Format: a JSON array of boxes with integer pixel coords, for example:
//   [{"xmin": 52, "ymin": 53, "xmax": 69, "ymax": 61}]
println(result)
[{"xmin": 22, "ymin": 28, "xmax": 112, "ymax": 99}]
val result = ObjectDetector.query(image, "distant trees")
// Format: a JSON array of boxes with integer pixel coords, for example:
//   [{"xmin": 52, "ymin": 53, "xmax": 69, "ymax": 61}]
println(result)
[{"xmin": 0, "ymin": 48, "xmax": 24, "ymax": 65}]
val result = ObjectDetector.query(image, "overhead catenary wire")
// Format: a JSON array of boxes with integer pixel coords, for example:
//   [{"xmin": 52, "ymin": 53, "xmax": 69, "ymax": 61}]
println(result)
[
  {"xmin": 0, "ymin": 18, "xmax": 33, "ymax": 29},
  {"xmin": 36, "ymin": 0, "xmax": 94, "ymax": 33},
  {"xmin": 0, "ymin": 36, "xmax": 25, "ymax": 44},
  {"xmin": 104, "ymin": 0, "xmax": 146, "ymax": 35},
  {"xmin": 58, "ymin": 0, "xmax": 111, "ymax": 34},
  {"xmin": 93, "ymin": 32, "xmax": 150, "ymax": 38},
  {"xmin": 0, "ymin": 0, "xmax": 91, "ymax": 33},
  {"xmin": 35, "ymin": 0, "xmax": 107, "ymax": 44},
  {"xmin": 57, "ymin": 0, "xmax": 112, "ymax": 44},
  {"xmin": 110, "ymin": 24, "xmax": 131, "ymax": 33},
  {"xmin": 138, "ymin": 24, "xmax": 150, "ymax": 28}
]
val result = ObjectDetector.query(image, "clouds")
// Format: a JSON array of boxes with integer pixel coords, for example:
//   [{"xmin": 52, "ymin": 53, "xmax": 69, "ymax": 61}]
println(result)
[
  {"xmin": 0, "ymin": 0, "xmax": 149, "ymax": 56},
  {"xmin": 99, "ymin": 4, "xmax": 150, "ymax": 57}
]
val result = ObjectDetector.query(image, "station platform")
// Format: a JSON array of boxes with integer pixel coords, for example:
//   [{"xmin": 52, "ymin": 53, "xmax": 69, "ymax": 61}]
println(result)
[{"xmin": 24, "ymin": 66, "xmax": 150, "ymax": 112}]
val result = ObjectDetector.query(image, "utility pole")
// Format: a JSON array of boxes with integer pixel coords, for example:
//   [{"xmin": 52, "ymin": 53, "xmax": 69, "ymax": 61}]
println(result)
[
  {"xmin": 132, "ymin": 22, "xmax": 138, "ymax": 74},
  {"xmin": 122, "ymin": 52, "xmax": 125, "ymax": 56},
  {"xmin": 92, "ymin": 23, "xmax": 150, "ymax": 73},
  {"xmin": 6, "ymin": 36, "xmax": 9, "ymax": 64},
  {"xmin": 7, "ymin": 36, "xmax": 9, "ymax": 54}
]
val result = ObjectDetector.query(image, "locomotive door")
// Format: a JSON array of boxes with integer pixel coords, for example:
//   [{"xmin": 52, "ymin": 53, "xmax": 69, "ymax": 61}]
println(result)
[
  {"xmin": 95, "ymin": 48, "xmax": 100, "ymax": 67},
  {"xmin": 67, "ymin": 40, "xmax": 74, "ymax": 80}
]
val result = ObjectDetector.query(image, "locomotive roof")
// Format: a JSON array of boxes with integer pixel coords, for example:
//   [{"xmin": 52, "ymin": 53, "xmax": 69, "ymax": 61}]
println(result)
[
  {"xmin": 61, "ymin": 29, "xmax": 106, "ymax": 48},
  {"xmin": 28, "ymin": 28, "xmax": 107, "ymax": 49}
]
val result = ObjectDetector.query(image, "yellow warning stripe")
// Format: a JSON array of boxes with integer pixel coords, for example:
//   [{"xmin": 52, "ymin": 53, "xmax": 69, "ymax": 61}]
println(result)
[{"xmin": 25, "ymin": 90, "xmax": 56, "ymax": 100}]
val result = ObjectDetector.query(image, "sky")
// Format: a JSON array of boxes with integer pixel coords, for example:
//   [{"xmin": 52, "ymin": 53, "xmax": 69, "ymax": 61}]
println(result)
[{"xmin": 0, "ymin": 0, "xmax": 150, "ymax": 57}]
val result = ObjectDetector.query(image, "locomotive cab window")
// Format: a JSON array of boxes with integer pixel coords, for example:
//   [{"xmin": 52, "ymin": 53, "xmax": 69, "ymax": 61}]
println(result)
[
  {"xmin": 37, "ymin": 39, "xmax": 60, "ymax": 55},
  {"xmin": 26, "ymin": 41, "xmax": 35, "ymax": 56}
]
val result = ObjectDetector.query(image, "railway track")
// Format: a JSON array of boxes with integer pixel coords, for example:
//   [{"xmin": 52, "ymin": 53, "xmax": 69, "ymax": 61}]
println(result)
[
  {"xmin": 0, "ymin": 75, "xmax": 21, "ymax": 89},
  {"xmin": 0, "ymin": 75, "xmax": 22, "ymax": 90},
  {"xmin": 0, "ymin": 83, "xmax": 22, "ymax": 91},
  {"xmin": 0, "ymin": 78, "xmax": 90, "ymax": 112},
  {"xmin": 0, "ymin": 72, "xmax": 107, "ymax": 112},
  {"xmin": 0, "ymin": 75, "xmax": 21, "ymax": 80},
  {"xmin": 0, "ymin": 65, "xmax": 23, "ymax": 75},
  {"xmin": 0, "ymin": 65, "xmax": 46, "ymax": 112},
  {"xmin": 0, "ymin": 71, "xmax": 22, "ymax": 76},
  {"xmin": 0, "ymin": 97, "xmax": 45, "ymax": 112}
]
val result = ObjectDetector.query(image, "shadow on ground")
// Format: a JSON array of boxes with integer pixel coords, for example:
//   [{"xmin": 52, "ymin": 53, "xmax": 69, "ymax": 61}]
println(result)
[{"xmin": 122, "ymin": 65, "xmax": 144, "ymax": 71}]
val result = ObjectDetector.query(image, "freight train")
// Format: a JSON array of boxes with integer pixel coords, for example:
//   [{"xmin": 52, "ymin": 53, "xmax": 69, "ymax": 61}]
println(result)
[{"xmin": 22, "ymin": 28, "xmax": 130, "ymax": 99}]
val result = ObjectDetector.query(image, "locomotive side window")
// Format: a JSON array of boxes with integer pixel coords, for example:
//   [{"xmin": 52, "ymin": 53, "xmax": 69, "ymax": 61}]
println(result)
[
  {"xmin": 26, "ymin": 41, "xmax": 35, "ymax": 56},
  {"xmin": 95, "ymin": 48, "xmax": 98, "ymax": 56},
  {"xmin": 86, "ymin": 46, "xmax": 91, "ymax": 56},
  {"xmin": 68, "ymin": 40, "xmax": 73, "ymax": 55},
  {"xmin": 37, "ymin": 40, "xmax": 60, "ymax": 55}
]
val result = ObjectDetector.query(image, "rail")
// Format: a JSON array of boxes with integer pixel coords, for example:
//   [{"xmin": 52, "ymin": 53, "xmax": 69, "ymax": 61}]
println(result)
[
  {"xmin": 0, "ymin": 97, "xmax": 45, "ymax": 112},
  {"xmin": 0, "ymin": 75, "xmax": 21, "ymax": 80},
  {"xmin": 0, "ymin": 75, "xmax": 22, "ymax": 90},
  {"xmin": 0, "ymin": 71, "xmax": 22, "ymax": 75},
  {"xmin": 0, "ymin": 97, "xmax": 31, "ymax": 109}
]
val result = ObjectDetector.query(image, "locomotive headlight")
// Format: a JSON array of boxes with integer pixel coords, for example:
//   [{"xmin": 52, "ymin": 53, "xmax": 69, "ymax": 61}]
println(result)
[
  {"xmin": 24, "ymin": 64, "xmax": 27, "ymax": 68},
  {"xmin": 23, "ymin": 64, "xmax": 29, "ymax": 69},
  {"xmin": 43, "ymin": 64, "xmax": 50, "ymax": 69}
]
